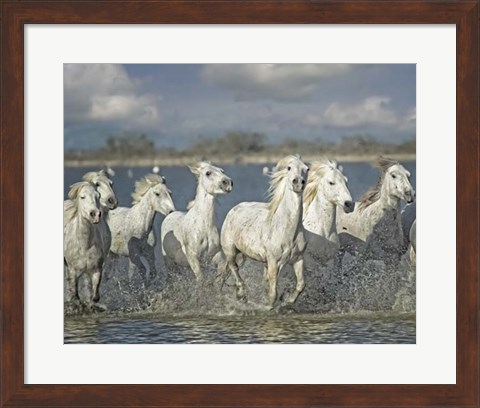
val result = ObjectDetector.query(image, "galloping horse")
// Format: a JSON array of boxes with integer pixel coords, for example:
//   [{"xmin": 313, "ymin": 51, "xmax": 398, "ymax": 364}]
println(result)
[
  {"xmin": 220, "ymin": 155, "xmax": 308, "ymax": 308},
  {"xmin": 337, "ymin": 156, "xmax": 415, "ymax": 269},
  {"xmin": 108, "ymin": 174, "xmax": 175, "ymax": 280},
  {"xmin": 303, "ymin": 157, "xmax": 354, "ymax": 266},
  {"xmin": 161, "ymin": 161, "xmax": 233, "ymax": 283},
  {"xmin": 64, "ymin": 182, "xmax": 103, "ymax": 304}
]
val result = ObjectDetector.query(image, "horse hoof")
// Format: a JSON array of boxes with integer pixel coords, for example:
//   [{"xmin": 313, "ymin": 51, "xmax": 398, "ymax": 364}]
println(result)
[{"xmin": 92, "ymin": 303, "xmax": 107, "ymax": 312}]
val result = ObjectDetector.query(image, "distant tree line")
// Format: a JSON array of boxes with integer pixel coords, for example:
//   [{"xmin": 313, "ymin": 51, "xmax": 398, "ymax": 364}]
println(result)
[{"xmin": 64, "ymin": 131, "xmax": 415, "ymax": 162}]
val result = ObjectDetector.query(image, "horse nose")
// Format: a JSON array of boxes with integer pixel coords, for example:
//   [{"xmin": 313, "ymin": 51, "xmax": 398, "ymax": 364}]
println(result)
[
  {"xmin": 344, "ymin": 201, "xmax": 355, "ymax": 212},
  {"xmin": 90, "ymin": 210, "xmax": 101, "ymax": 223},
  {"xmin": 405, "ymin": 189, "xmax": 415, "ymax": 203},
  {"xmin": 222, "ymin": 177, "xmax": 233, "ymax": 191},
  {"xmin": 108, "ymin": 197, "xmax": 118, "ymax": 209}
]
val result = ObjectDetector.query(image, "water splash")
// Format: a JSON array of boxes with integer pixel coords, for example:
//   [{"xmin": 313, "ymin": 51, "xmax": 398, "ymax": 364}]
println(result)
[{"xmin": 66, "ymin": 251, "xmax": 415, "ymax": 317}]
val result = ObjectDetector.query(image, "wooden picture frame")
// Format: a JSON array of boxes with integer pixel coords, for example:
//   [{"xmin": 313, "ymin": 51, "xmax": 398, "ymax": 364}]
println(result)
[{"xmin": 1, "ymin": 1, "xmax": 478, "ymax": 407}]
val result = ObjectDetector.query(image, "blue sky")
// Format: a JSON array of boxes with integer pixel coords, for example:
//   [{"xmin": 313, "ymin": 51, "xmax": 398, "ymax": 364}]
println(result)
[{"xmin": 64, "ymin": 64, "xmax": 415, "ymax": 151}]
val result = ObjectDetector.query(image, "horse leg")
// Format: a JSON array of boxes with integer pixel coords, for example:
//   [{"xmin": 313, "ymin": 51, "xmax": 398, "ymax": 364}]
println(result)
[
  {"xmin": 226, "ymin": 258, "xmax": 246, "ymax": 301},
  {"xmin": 212, "ymin": 251, "xmax": 227, "ymax": 287},
  {"xmin": 145, "ymin": 244, "xmax": 157, "ymax": 281},
  {"xmin": 127, "ymin": 258, "xmax": 137, "ymax": 281},
  {"xmin": 266, "ymin": 262, "xmax": 279, "ymax": 308},
  {"xmin": 263, "ymin": 265, "xmax": 268, "ymax": 290},
  {"xmin": 91, "ymin": 267, "xmax": 102, "ymax": 303},
  {"xmin": 65, "ymin": 266, "xmax": 78, "ymax": 302},
  {"xmin": 185, "ymin": 250, "xmax": 204, "ymax": 283},
  {"xmin": 287, "ymin": 258, "xmax": 305, "ymax": 304}
]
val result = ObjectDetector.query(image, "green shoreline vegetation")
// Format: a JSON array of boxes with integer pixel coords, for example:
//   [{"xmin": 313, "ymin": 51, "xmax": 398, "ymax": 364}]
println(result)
[{"xmin": 65, "ymin": 132, "xmax": 416, "ymax": 167}]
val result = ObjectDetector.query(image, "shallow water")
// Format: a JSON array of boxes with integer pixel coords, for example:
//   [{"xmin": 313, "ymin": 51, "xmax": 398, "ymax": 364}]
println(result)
[
  {"xmin": 64, "ymin": 312, "xmax": 415, "ymax": 344},
  {"xmin": 64, "ymin": 162, "xmax": 416, "ymax": 344}
]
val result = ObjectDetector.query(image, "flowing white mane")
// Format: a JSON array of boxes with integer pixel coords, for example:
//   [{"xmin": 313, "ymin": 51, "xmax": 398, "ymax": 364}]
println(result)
[
  {"xmin": 82, "ymin": 169, "xmax": 112, "ymax": 185},
  {"xmin": 359, "ymin": 156, "xmax": 399, "ymax": 210},
  {"xmin": 131, "ymin": 174, "xmax": 165, "ymax": 205},
  {"xmin": 303, "ymin": 157, "xmax": 338, "ymax": 211},
  {"xmin": 65, "ymin": 181, "xmax": 92, "ymax": 222},
  {"xmin": 267, "ymin": 155, "xmax": 301, "ymax": 220}
]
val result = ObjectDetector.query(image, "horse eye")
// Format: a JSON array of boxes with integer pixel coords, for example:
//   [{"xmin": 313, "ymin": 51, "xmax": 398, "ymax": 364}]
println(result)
[
  {"xmin": 329, "ymin": 182, "xmax": 335, "ymax": 186},
  {"xmin": 206, "ymin": 171, "xmax": 211, "ymax": 176},
  {"xmin": 306, "ymin": 167, "xmax": 310, "ymax": 172},
  {"xmin": 287, "ymin": 166, "xmax": 291, "ymax": 171},
  {"xmin": 391, "ymin": 174, "xmax": 397, "ymax": 179},
  {"xmin": 155, "ymin": 192, "xmax": 160, "ymax": 196},
  {"xmin": 80, "ymin": 196, "xmax": 85, "ymax": 199},
  {"xmin": 95, "ymin": 182, "xmax": 100, "ymax": 187}
]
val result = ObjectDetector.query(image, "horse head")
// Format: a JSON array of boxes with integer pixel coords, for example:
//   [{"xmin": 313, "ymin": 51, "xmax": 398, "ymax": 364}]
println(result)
[
  {"xmin": 82, "ymin": 170, "xmax": 118, "ymax": 210},
  {"xmin": 189, "ymin": 161, "xmax": 233, "ymax": 196},
  {"xmin": 305, "ymin": 158, "xmax": 354, "ymax": 213},
  {"xmin": 378, "ymin": 158, "xmax": 415, "ymax": 204},
  {"xmin": 68, "ymin": 182, "xmax": 101, "ymax": 224},
  {"xmin": 274, "ymin": 155, "xmax": 308, "ymax": 194}
]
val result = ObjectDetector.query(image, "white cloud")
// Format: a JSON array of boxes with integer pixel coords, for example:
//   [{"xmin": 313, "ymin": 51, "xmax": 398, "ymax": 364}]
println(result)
[
  {"xmin": 321, "ymin": 96, "xmax": 398, "ymax": 128},
  {"xmin": 64, "ymin": 64, "xmax": 160, "ymax": 128},
  {"xmin": 201, "ymin": 64, "xmax": 352, "ymax": 101}
]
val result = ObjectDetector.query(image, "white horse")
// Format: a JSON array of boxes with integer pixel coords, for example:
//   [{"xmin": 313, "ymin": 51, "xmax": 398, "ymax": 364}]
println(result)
[
  {"xmin": 302, "ymin": 158, "xmax": 354, "ymax": 266},
  {"xmin": 161, "ymin": 161, "xmax": 233, "ymax": 282},
  {"xmin": 108, "ymin": 174, "xmax": 175, "ymax": 280},
  {"xmin": 81, "ymin": 170, "xmax": 118, "ymax": 257},
  {"xmin": 337, "ymin": 157, "xmax": 415, "ymax": 267},
  {"xmin": 63, "ymin": 182, "xmax": 103, "ymax": 304},
  {"xmin": 220, "ymin": 155, "xmax": 308, "ymax": 308}
]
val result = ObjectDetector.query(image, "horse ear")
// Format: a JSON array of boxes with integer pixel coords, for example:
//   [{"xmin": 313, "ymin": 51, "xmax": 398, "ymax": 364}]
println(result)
[
  {"xmin": 188, "ymin": 164, "xmax": 200, "ymax": 176},
  {"xmin": 375, "ymin": 156, "xmax": 397, "ymax": 171},
  {"xmin": 338, "ymin": 164, "xmax": 344, "ymax": 172},
  {"xmin": 82, "ymin": 172, "xmax": 96, "ymax": 183},
  {"xmin": 99, "ymin": 169, "xmax": 110, "ymax": 178}
]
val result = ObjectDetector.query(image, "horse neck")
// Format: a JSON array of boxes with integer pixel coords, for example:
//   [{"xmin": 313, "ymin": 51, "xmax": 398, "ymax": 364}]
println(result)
[
  {"xmin": 73, "ymin": 211, "xmax": 95, "ymax": 243},
  {"xmin": 304, "ymin": 194, "xmax": 337, "ymax": 238},
  {"xmin": 100, "ymin": 205, "xmax": 110, "ymax": 222},
  {"xmin": 364, "ymin": 183, "xmax": 402, "ymax": 229},
  {"xmin": 378, "ymin": 182, "xmax": 401, "ymax": 212},
  {"xmin": 271, "ymin": 184, "xmax": 303, "ymax": 235},
  {"xmin": 189, "ymin": 185, "xmax": 216, "ymax": 228},
  {"xmin": 131, "ymin": 194, "xmax": 156, "ymax": 235}
]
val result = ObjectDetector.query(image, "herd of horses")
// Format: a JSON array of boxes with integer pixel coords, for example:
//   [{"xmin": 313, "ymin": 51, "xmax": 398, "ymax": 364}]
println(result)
[{"xmin": 63, "ymin": 155, "xmax": 416, "ymax": 310}]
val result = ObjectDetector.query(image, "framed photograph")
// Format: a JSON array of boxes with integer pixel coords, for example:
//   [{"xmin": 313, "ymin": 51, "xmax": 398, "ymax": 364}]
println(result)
[{"xmin": 1, "ymin": 1, "xmax": 478, "ymax": 407}]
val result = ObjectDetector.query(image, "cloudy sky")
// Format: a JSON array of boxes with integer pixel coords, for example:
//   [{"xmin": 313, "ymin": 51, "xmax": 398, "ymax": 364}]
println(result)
[{"xmin": 64, "ymin": 64, "xmax": 415, "ymax": 151}]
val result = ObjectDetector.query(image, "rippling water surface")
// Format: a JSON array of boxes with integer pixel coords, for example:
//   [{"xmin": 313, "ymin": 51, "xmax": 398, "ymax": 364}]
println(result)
[
  {"xmin": 65, "ymin": 312, "xmax": 415, "ymax": 344},
  {"xmin": 64, "ymin": 162, "xmax": 416, "ymax": 344}
]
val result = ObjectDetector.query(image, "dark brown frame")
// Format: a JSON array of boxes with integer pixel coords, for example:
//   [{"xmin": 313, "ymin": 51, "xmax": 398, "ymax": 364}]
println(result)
[{"xmin": 1, "ymin": 1, "xmax": 478, "ymax": 407}]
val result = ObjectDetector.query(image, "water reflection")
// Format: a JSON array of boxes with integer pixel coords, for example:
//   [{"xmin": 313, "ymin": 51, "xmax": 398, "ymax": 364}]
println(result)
[{"xmin": 65, "ymin": 313, "xmax": 415, "ymax": 344}]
